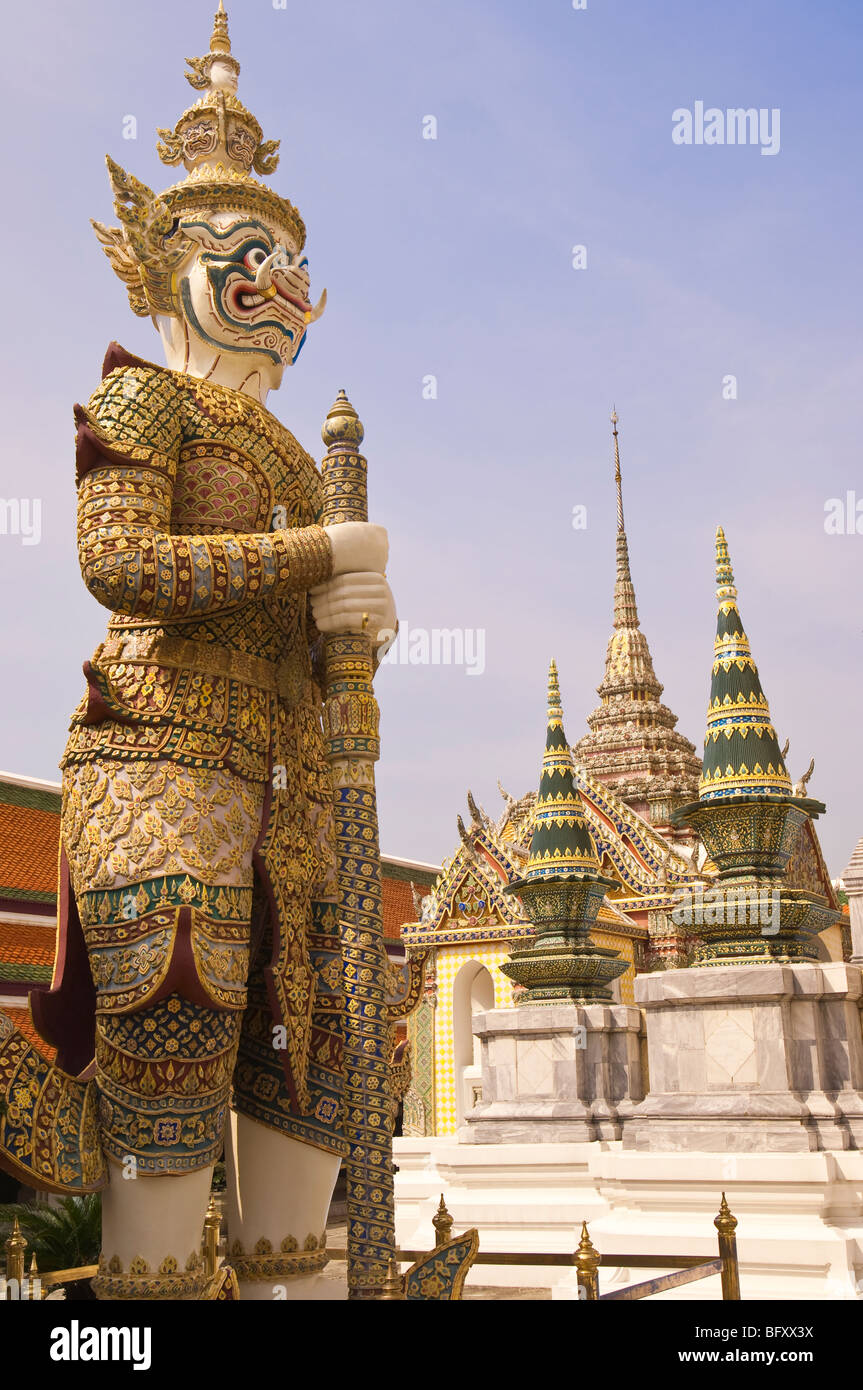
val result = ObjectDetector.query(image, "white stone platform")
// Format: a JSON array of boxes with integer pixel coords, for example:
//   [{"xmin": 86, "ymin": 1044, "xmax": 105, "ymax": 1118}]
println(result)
[
  {"xmin": 394, "ymin": 1136, "xmax": 608, "ymax": 1289},
  {"xmin": 623, "ymin": 961, "xmax": 863, "ymax": 1152},
  {"xmin": 393, "ymin": 1136, "xmax": 863, "ymax": 1299},
  {"xmin": 463, "ymin": 1002, "xmax": 644, "ymax": 1144}
]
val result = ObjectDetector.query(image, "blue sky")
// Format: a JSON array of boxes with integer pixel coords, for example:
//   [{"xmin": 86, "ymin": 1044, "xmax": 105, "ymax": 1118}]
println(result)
[{"xmin": 0, "ymin": 0, "xmax": 860, "ymax": 874}]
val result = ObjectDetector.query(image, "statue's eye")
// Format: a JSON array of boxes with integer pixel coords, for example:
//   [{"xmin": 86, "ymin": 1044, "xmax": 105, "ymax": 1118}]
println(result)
[{"xmin": 247, "ymin": 247, "xmax": 268, "ymax": 267}]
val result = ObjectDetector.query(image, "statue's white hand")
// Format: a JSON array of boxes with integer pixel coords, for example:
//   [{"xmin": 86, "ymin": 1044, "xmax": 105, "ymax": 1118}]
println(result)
[
  {"xmin": 323, "ymin": 522, "xmax": 388, "ymax": 577},
  {"xmin": 310, "ymin": 572, "xmax": 397, "ymax": 642}
]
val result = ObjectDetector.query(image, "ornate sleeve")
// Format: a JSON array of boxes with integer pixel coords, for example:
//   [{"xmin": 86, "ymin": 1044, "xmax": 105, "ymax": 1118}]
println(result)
[{"xmin": 73, "ymin": 367, "xmax": 333, "ymax": 620}]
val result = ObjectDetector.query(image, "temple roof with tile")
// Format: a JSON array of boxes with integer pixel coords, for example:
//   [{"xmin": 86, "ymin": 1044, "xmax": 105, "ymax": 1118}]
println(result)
[
  {"xmin": 0, "ymin": 775, "xmax": 61, "ymax": 906},
  {"xmin": 0, "ymin": 774, "xmax": 61, "ymax": 1057},
  {"xmin": 403, "ymin": 416, "xmax": 840, "ymax": 969}
]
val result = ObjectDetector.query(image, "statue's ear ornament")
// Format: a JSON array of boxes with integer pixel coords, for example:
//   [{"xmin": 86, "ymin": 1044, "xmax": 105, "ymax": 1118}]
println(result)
[
  {"xmin": 253, "ymin": 140, "xmax": 281, "ymax": 177},
  {"xmin": 91, "ymin": 219, "xmax": 150, "ymax": 318},
  {"xmin": 155, "ymin": 127, "xmax": 186, "ymax": 167},
  {"xmin": 92, "ymin": 157, "xmax": 190, "ymax": 318},
  {"xmin": 184, "ymin": 54, "xmax": 214, "ymax": 92}
]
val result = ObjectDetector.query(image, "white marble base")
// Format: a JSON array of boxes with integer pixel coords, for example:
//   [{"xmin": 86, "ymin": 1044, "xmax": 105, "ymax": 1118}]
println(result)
[
  {"xmin": 462, "ymin": 1003, "xmax": 645, "ymax": 1144},
  {"xmin": 623, "ymin": 961, "xmax": 863, "ymax": 1153},
  {"xmin": 394, "ymin": 1136, "xmax": 607, "ymax": 1289},
  {"xmin": 558, "ymin": 1146, "xmax": 863, "ymax": 1301},
  {"xmin": 393, "ymin": 1137, "xmax": 863, "ymax": 1299}
]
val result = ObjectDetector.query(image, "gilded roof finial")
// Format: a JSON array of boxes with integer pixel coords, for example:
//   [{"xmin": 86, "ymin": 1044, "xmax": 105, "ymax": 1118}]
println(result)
[
  {"xmin": 715, "ymin": 525, "xmax": 737, "ymax": 602},
  {"xmin": 611, "ymin": 406, "xmax": 624, "ymax": 533}
]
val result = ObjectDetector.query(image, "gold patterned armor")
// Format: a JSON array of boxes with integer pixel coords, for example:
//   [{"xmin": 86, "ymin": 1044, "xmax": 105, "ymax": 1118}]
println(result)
[{"xmin": 48, "ymin": 343, "xmax": 346, "ymax": 1187}]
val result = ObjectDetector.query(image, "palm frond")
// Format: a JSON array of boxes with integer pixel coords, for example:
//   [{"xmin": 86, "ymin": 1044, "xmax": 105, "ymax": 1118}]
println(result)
[{"xmin": 0, "ymin": 1195, "xmax": 101, "ymax": 1273}]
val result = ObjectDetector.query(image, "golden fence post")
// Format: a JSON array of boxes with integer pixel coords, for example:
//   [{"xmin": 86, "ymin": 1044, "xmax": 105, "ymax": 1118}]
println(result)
[
  {"xmin": 433, "ymin": 1194, "xmax": 454, "ymax": 1249},
  {"xmin": 715, "ymin": 1192, "xmax": 740, "ymax": 1301},
  {"xmin": 378, "ymin": 1256, "xmax": 406, "ymax": 1301},
  {"xmin": 575, "ymin": 1221, "xmax": 601, "ymax": 1301},
  {"xmin": 5, "ymin": 1217, "xmax": 26, "ymax": 1288},
  {"xmin": 203, "ymin": 1195, "xmax": 221, "ymax": 1282}
]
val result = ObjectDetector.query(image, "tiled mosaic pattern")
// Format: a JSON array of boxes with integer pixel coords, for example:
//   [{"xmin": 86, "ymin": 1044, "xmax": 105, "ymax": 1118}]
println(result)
[
  {"xmin": 431, "ymin": 933, "xmax": 637, "ymax": 1134},
  {"xmin": 592, "ymin": 930, "xmax": 636, "ymax": 1004},
  {"xmin": 433, "ymin": 944, "xmax": 514, "ymax": 1136}
]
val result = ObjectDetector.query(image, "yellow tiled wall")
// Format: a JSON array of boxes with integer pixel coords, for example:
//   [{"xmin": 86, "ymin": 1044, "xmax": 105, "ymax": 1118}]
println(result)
[{"xmin": 432, "ymin": 944, "xmax": 514, "ymax": 1136}]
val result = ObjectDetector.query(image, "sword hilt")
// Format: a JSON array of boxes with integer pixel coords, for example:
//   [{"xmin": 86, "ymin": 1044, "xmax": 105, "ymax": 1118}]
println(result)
[
  {"xmin": 319, "ymin": 389, "xmax": 390, "ymax": 1299},
  {"xmin": 320, "ymin": 388, "xmax": 378, "ymax": 758},
  {"xmin": 321, "ymin": 388, "xmax": 369, "ymax": 525}
]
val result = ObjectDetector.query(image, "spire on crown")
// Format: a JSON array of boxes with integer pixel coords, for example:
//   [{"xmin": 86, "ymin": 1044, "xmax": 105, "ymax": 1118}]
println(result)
[
  {"xmin": 210, "ymin": 0, "xmax": 231, "ymax": 55},
  {"xmin": 524, "ymin": 661, "xmax": 601, "ymax": 881},
  {"xmin": 157, "ymin": 2, "xmax": 281, "ymax": 181},
  {"xmin": 699, "ymin": 527, "xmax": 792, "ymax": 802},
  {"xmin": 184, "ymin": 0, "xmax": 238, "ymax": 90}
]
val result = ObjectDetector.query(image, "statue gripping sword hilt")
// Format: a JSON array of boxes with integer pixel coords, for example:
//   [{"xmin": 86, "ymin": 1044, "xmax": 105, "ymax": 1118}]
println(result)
[
  {"xmin": 319, "ymin": 391, "xmax": 406, "ymax": 1299},
  {"xmin": 320, "ymin": 393, "xmax": 428, "ymax": 1297}
]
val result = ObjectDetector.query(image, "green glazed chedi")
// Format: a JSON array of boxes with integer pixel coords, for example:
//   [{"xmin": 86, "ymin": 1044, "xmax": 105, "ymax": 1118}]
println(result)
[{"xmin": 502, "ymin": 661, "xmax": 627, "ymax": 1004}]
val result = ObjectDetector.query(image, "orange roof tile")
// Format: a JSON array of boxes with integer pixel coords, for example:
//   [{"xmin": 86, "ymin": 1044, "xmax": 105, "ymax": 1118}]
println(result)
[
  {"xmin": 0, "ymin": 803, "xmax": 60, "ymax": 897},
  {"xmin": 0, "ymin": 786, "xmax": 429, "ymax": 948},
  {"xmin": 0, "ymin": 922, "xmax": 56, "ymax": 969},
  {"xmin": 382, "ymin": 875, "xmax": 417, "ymax": 942},
  {"xmin": 2, "ymin": 1006, "xmax": 56, "ymax": 1061}
]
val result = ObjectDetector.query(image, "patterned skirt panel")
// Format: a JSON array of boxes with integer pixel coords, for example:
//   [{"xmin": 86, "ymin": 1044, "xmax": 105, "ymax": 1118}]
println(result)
[{"xmin": 58, "ymin": 646, "xmax": 346, "ymax": 1173}]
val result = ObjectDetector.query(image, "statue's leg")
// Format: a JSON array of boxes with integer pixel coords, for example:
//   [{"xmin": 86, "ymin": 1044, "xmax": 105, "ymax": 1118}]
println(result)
[
  {"xmin": 62, "ymin": 758, "xmax": 262, "ymax": 1301},
  {"xmin": 98, "ymin": 1154, "xmax": 215, "ymax": 1301},
  {"xmin": 225, "ymin": 1116, "xmax": 342, "ymax": 1300},
  {"xmin": 92, "ymin": 994, "xmax": 243, "ymax": 1300},
  {"xmin": 225, "ymin": 902, "xmax": 347, "ymax": 1300}
]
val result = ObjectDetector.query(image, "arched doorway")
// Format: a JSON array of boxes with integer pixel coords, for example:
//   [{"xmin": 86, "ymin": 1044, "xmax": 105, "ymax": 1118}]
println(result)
[{"xmin": 452, "ymin": 960, "xmax": 495, "ymax": 1126}]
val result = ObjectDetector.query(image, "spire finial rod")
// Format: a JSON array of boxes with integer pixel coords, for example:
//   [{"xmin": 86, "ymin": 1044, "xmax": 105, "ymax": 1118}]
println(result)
[
  {"xmin": 547, "ymin": 658, "xmax": 562, "ymax": 723},
  {"xmin": 611, "ymin": 406, "xmax": 624, "ymax": 533},
  {"xmin": 714, "ymin": 524, "xmax": 737, "ymax": 601},
  {"xmin": 609, "ymin": 408, "xmax": 638, "ymax": 631}
]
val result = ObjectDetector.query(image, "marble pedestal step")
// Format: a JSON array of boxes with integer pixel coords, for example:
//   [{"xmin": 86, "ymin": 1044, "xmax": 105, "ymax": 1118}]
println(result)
[
  {"xmin": 463, "ymin": 1002, "xmax": 645, "ymax": 1145},
  {"xmin": 393, "ymin": 1136, "xmax": 608, "ymax": 1290},
  {"xmin": 393, "ymin": 1138, "xmax": 863, "ymax": 1300},
  {"xmin": 624, "ymin": 961, "xmax": 863, "ymax": 1153},
  {"xmin": 555, "ymin": 1146, "xmax": 863, "ymax": 1301}
]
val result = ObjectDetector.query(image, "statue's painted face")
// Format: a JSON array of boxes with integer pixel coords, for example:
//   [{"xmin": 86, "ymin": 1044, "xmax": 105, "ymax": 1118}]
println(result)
[{"xmin": 174, "ymin": 213, "xmax": 324, "ymax": 368}]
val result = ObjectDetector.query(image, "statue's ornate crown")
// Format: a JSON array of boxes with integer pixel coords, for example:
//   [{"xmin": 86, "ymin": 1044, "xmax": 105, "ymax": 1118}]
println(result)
[{"xmin": 93, "ymin": 2, "xmax": 306, "ymax": 318}]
